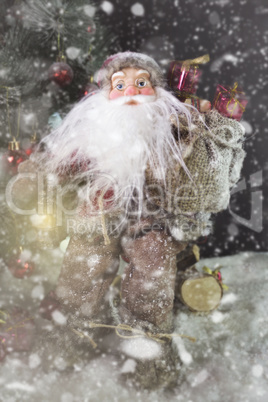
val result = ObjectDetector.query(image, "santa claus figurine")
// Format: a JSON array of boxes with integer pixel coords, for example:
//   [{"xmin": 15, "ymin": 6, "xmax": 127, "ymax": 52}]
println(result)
[{"xmin": 10, "ymin": 52, "xmax": 245, "ymax": 377}]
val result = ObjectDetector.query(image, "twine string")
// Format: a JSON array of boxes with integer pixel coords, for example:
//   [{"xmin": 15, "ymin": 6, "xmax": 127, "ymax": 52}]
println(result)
[
  {"xmin": 4, "ymin": 87, "xmax": 12, "ymax": 137},
  {"xmin": 87, "ymin": 321, "xmax": 196, "ymax": 344},
  {"xmin": 71, "ymin": 328, "xmax": 97, "ymax": 349},
  {"xmin": 16, "ymin": 95, "xmax": 21, "ymax": 139},
  {"xmin": 57, "ymin": 15, "xmax": 66, "ymax": 61},
  {"xmin": 57, "ymin": 17, "xmax": 62, "ymax": 57}
]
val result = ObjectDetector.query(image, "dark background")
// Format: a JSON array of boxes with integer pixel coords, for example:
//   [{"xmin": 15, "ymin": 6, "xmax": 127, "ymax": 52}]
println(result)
[{"xmin": 97, "ymin": 0, "xmax": 267, "ymax": 257}]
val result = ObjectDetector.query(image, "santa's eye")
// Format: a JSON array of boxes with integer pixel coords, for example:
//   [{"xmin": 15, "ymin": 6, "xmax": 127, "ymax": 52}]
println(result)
[
  {"xmin": 115, "ymin": 81, "xmax": 125, "ymax": 91},
  {"xmin": 136, "ymin": 78, "xmax": 147, "ymax": 88}
]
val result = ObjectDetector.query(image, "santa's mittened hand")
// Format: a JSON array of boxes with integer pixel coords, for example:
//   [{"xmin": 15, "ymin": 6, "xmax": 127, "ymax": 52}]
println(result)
[
  {"xmin": 185, "ymin": 98, "xmax": 211, "ymax": 113},
  {"xmin": 200, "ymin": 100, "xmax": 211, "ymax": 112}
]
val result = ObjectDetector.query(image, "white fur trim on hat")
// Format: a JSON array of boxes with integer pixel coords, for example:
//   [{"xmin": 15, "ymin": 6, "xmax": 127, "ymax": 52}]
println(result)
[{"xmin": 97, "ymin": 51, "xmax": 165, "ymax": 89}]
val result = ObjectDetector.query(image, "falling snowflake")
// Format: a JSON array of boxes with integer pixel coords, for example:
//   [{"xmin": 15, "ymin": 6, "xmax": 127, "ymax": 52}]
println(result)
[{"xmin": 130, "ymin": 3, "xmax": 145, "ymax": 17}]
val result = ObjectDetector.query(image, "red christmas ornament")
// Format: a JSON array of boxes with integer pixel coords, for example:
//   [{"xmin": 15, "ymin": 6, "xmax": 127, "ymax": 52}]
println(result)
[
  {"xmin": 48, "ymin": 61, "xmax": 74, "ymax": 86},
  {"xmin": 25, "ymin": 143, "xmax": 37, "ymax": 156},
  {"xmin": 39, "ymin": 291, "xmax": 61, "ymax": 321},
  {"xmin": 2, "ymin": 139, "xmax": 28, "ymax": 176},
  {"xmin": 0, "ymin": 308, "xmax": 35, "ymax": 354},
  {"xmin": 7, "ymin": 250, "xmax": 35, "ymax": 279},
  {"xmin": 83, "ymin": 83, "xmax": 98, "ymax": 97}
]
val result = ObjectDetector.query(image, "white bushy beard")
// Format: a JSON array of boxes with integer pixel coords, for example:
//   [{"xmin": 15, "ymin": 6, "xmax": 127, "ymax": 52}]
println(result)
[{"xmin": 35, "ymin": 87, "xmax": 192, "ymax": 214}]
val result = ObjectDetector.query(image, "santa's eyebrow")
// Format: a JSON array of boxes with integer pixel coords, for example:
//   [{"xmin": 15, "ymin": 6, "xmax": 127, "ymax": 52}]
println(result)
[
  {"xmin": 136, "ymin": 69, "xmax": 150, "ymax": 76},
  {"xmin": 111, "ymin": 71, "xmax": 125, "ymax": 80}
]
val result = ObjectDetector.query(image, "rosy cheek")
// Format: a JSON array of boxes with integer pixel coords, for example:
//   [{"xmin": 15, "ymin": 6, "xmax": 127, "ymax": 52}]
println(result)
[
  {"xmin": 109, "ymin": 90, "xmax": 123, "ymax": 100},
  {"xmin": 140, "ymin": 87, "xmax": 155, "ymax": 96}
]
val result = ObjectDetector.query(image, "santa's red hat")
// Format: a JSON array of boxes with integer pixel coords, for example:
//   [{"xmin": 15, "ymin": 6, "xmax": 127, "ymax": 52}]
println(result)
[{"xmin": 97, "ymin": 51, "xmax": 164, "ymax": 89}]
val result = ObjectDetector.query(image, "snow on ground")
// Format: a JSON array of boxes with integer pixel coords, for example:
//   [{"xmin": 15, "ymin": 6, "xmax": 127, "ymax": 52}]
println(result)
[{"xmin": 1, "ymin": 251, "xmax": 268, "ymax": 401}]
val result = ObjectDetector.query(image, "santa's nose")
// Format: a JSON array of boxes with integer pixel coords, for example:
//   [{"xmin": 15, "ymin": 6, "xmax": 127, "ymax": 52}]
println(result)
[{"xmin": 124, "ymin": 85, "xmax": 139, "ymax": 96}]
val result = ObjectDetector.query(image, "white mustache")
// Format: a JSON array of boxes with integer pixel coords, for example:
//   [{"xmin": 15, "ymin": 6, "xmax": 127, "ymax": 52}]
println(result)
[{"xmin": 111, "ymin": 94, "xmax": 157, "ymax": 106}]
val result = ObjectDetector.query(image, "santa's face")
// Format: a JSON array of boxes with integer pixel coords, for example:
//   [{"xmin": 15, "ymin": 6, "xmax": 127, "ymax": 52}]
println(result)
[{"xmin": 109, "ymin": 67, "xmax": 155, "ymax": 105}]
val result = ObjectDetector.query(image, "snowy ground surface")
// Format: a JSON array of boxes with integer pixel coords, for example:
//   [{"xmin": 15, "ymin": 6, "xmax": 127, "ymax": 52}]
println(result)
[{"xmin": 0, "ymin": 249, "xmax": 268, "ymax": 402}]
